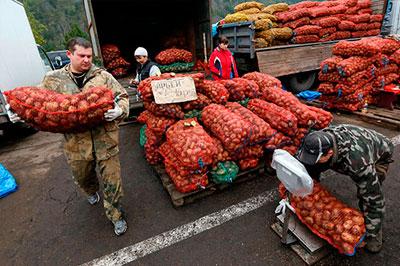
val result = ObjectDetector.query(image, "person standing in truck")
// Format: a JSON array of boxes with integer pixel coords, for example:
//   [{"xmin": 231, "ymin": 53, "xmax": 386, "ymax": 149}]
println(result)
[
  {"xmin": 209, "ymin": 36, "xmax": 239, "ymax": 80},
  {"xmin": 296, "ymin": 124, "xmax": 394, "ymax": 253},
  {"xmin": 130, "ymin": 47, "xmax": 161, "ymax": 86},
  {"xmin": 7, "ymin": 37, "xmax": 130, "ymax": 236}
]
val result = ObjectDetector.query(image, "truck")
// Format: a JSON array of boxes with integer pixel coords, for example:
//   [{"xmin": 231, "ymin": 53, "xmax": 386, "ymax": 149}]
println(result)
[
  {"xmin": 83, "ymin": 0, "xmax": 398, "ymax": 96},
  {"xmin": 0, "ymin": 0, "xmax": 54, "ymax": 130}
]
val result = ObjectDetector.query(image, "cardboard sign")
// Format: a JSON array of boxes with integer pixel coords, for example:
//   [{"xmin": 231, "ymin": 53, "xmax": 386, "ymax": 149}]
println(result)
[{"xmin": 151, "ymin": 77, "xmax": 197, "ymax": 104}]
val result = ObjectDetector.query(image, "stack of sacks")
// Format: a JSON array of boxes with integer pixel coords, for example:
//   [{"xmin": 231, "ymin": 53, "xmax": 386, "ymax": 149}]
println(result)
[
  {"xmin": 137, "ymin": 111, "xmax": 176, "ymax": 165},
  {"xmin": 276, "ymin": 0, "xmax": 383, "ymax": 44},
  {"xmin": 101, "ymin": 44, "xmax": 131, "ymax": 78},
  {"xmin": 223, "ymin": 1, "xmax": 293, "ymax": 48},
  {"xmin": 318, "ymin": 37, "xmax": 400, "ymax": 111},
  {"xmin": 242, "ymin": 72, "xmax": 333, "ymax": 155},
  {"xmin": 159, "ymin": 118, "xmax": 217, "ymax": 193},
  {"xmin": 155, "ymin": 48, "xmax": 194, "ymax": 73}
]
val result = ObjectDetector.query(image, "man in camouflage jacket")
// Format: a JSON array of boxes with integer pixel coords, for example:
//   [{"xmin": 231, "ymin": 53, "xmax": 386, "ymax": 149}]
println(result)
[
  {"xmin": 297, "ymin": 124, "xmax": 394, "ymax": 253},
  {"xmin": 41, "ymin": 37, "xmax": 129, "ymax": 235}
]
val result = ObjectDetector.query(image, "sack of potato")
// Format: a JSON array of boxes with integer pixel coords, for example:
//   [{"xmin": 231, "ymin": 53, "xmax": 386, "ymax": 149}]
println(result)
[{"xmin": 4, "ymin": 86, "xmax": 114, "ymax": 133}]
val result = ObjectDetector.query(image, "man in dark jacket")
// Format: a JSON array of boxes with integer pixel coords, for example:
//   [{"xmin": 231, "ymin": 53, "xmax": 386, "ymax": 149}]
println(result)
[
  {"xmin": 130, "ymin": 47, "xmax": 161, "ymax": 85},
  {"xmin": 297, "ymin": 124, "xmax": 394, "ymax": 253}
]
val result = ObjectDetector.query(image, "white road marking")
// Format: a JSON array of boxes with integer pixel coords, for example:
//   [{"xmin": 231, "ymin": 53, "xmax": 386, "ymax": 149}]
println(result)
[
  {"xmin": 81, "ymin": 189, "xmax": 277, "ymax": 266},
  {"xmin": 391, "ymin": 135, "xmax": 400, "ymax": 146}
]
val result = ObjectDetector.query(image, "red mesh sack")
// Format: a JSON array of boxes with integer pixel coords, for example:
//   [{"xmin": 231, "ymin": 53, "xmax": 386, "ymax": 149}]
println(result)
[
  {"xmin": 389, "ymin": 49, "xmax": 400, "ymax": 65},
  {"xmin": 105, "ymin": 57, "xmax": 131, "ymax": 70},
  {"xmin": 292, "ymin": 35, "xmax": 320, "ymax": 44},
  {"xmin": 351, "ymin": 31, "xmax": 368, "ymax": 38},
  {"xmin": 340, "ymin": 67, "xmax": 375, "ymax": 87},
  {"xmin": 219, "ymin": 78, "xmax": 260, "ymax": 101},
  {"xmin": 317, "ymin": 83, "xmax": 336, "ymax": 95},
  {"xmin": 370, "ymin": 14, "xmax": 383, "ymax": 23},
  {"xmin": 143, "ymin": 101, "xmax": 184, "ymax": 119},
  {"xmin": 376, "ymin": 64, "xmax": 399, "ymax": 76},
  {"xmin": 337, "ymin": 56, "xmax": 373, "ymax": 77},
  {"xmin": 293, "ymin": 25, "xmax": 322, "ymax": 36},
  {"xmin": 233, "ymin": 144, "xmax": 264, "ymax": 161},
  {"xmin": 182, "ymin": 93, "xmax": 211, "ymax": 111},
  {"xmin": 358, "ymin": 0, "xmax": 372, "ymax": 9},
  {"xmin": 264, "ymin": 132, "xmax": 292, "ymax": 150},
  {"xmin": 280, "ymin": 182, "xmax": 366, "ymax": 255},
  {"xmin": 319, "ymin": 27, "xmax": 337, "ymax": 38},
  {"xmin": 308, "ymin": 7, "xmax": 331, "ymax": 18},
  {"xmin": 335, "ymin": 83, "xmax": 359, "ymax": 96},
  {"xmin": 283, "ymin": 17, "xmax": 310, "ymax": 29},
  {"xmin": 101, "ymin": 44, "xmax": 120, "ymax": 63},
  {"xmin": 345, "ymin": 5, "xmax": 359, "ymax": 15},
  {"xmin": 318, "ymin": 72, "xmax": 341, "ymax": 83},
  {"xmin": 4, "ymin": 86, "xmax": 114, "ymax": 133},
  {"xmin": 367, "ymin": 29, "xmax": 381, "ymax": 36},
  {"xmin": 306, "ymin": 106, "xmax": 333, "ymax": 129},
  {"xmin": 281, "ymin": 145, "xmax": 299, "ymax": 156},
  {"xmin": 211, "ymin": 136, "xmax": 232, "ymax": 165},
  {"xmin": 196, "ymin": 80, "xmax": 229, "ymax": 104},
  {"xmin": 358, "ymin": 8, "xmax": 373, "ymax": 15},
  {"xmin": 338, "ymin": 21, "xmax": 356, "ymax": 31},
  {"xmin": 242, "ymin": 72, "xmax": 282, "ymax": 91},
  {"xmin": 346, "ymin": 14, "xmax": 370, "ymax": 24},
  {"xmin": 247, "ymin": 99, "xmax": 298, "ymax": 137},
  {"xmin": 137, "ymin": 110, "xmax": 176, "ymax": 135},
  {"xmin": 155, "ymin": 48, "xmax": 192, "ymax": 65},
  {"xmin": 333, "ymin": 40, "xmax": 379, "ymax": 57},
  {"xmin": 370, "ymin": 53, "xmax": 389, "ymax": 67},
  {"xmin": 373, "ymin": 73, "xmax": 400, "ymax": 88},
  {"xmin": 368, "ymin": 37, "xmax": 400, "ymax": 54},
  {"xmin": 276, "ymin": 9, "xmax": 310, "ymax": 23},
  {"xmin": 367, "ymin": 22, "xmax": 382, "ymax": 30},
  {"xmin": 225, "ymin": 102, "xmax": 276, "ymax": 144},
  {"xmin": 289, "ymin": 1, "xmax": 319, "ymax": 11},
  {"xmin": 293, "ymin": 127, "xmax": 309, "ymax": 147},
  {"xmin": 202, "ymin": 104, "xmax": 253, "ymax": 153},
  {"xmin": 164, "ymin": 161, "xmax": 208, "ymax": 194},
  {"xmin": 111, "ymin": 67, "xmax": 128, "ymax": 78},
  {"xmin": 144, "ymin": 127, "xmax": 163, "ymax": 165},
  {"xmin": 165, "ymin": 118, "xmax": 217, "ymax": 169},
  {"xmin": 320, "ymin": 56, "xmax": 343, "ymax": 73},
  {"xmin": 341, "ymin": 86, "xmax": 372, "ymax": 103},
  {"xmin": 238, "ymin": 158, "xmax": 259, "ymax": 171},
  {"xmin": 327, "ymin": 31, "xmax": 352, "ymax": 41},
  {"xmin": 310, "ymin": 17, "xmax": 341, "ymax": 28}
]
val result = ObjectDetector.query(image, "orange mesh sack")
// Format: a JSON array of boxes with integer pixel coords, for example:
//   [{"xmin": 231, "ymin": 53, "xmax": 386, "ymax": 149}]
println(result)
[
  {"xmin": 368, "ymin": 37, "xmax": 400, "ymax": 54},
  {"xmin": 219, "ymin": 78, "xmax": 260, "ymax": 101},
  {"xmin": 247, "ymin": 99, "xmax": 298, "ymax": 137},
  {"xmin": 201, "ymin": 104, "xmax": 253, "ymax": 153},
  {"xmin": 280, "ymin": 182, "xmax": 366, "ymax": 256},
  {"xmin": 137, "ymin": 110, "xmax": 176, "ymax": 135},
  {"xmin": 320, "ymin": 56, "xmax": 343, "ymax": 73},
  {"xmin": 143, "ymin": 101, "xmax": 184, "ymax": 119},
  {"xmin": 317, "ymin": 83, "xmax": 336, "ymax": 95},
  {"xmin": 196, "ymin": 80, "xmax": 229, "ymax": 105},
  {"xmin": 101, "ymin": 44, "xmax": 120, "ymax": 63},
  {"xmin": 293, "ymin": 25, "xmax": 321, "ymax": 36},
  {"xmin": 306, "ymin": 106, "xmax": 333, "ymax": 129},
  {"xmin": 242, "ymin": 72, "xmax": 282, "ymax": 91},
  {"xmin": 211, "ymin": 136, "xmax": 232, "ymax": 165},
  {"xmin": 264, "ymin": 132, "xmax": 292, "ymax": 150},
  {"xmin": 336, "ymin": 56, "xmax": 373, "ymax": 77},
  {"xmin": 144, "ymin": 127, "xmax": 163, "ymax": 165},
  {"xmin": 164, "ymin": 118, "xmax": 217, "ymax": 170},
  {"xmin": 155, "ymin": 48, "xmax": 192, "ymax": 65},
  {"xmin": 333, "ymin": 40, "xmax": 379, "ymax": 57},
  {"xmin": 182, "ymin": 93, "xmax": 211, "ymax": 111},
  {"xmin": 225, "ymin": 102, "xmax": 277, "ymax": 144},
  {"xmin": 238, "ymin": 157, "xmax": 259, "ymax": 171},
  {"xmin": 4, "ymin": 86, "xmax": 114, "ymax": 133},
  {"xmin": 164, "ymin": 161, "xmax": 208, "ymax": 193}
]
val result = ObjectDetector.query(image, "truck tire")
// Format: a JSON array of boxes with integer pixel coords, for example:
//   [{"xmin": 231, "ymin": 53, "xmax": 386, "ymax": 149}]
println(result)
[{"xmin": 287, "ymin": 71, "xmax": 317, "ymax": 93}]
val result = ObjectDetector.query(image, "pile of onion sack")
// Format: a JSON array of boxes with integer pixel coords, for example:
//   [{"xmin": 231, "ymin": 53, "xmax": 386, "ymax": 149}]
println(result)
[
  {"xmin": 318, "ymin": 37, "xmax": 400, "ymax": 111},
  {"xmin": 101, "ymin": 44, "xmax": 131, "ymax": 78},
  {"xmin": 4, "ymin": 86, "xmax": 114, "ymax": 133}
]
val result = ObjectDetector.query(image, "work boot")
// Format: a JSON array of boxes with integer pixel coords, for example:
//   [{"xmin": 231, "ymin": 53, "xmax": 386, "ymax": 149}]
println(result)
[
  {"xmin": 87, "ymin": 192, "xmax": 100, "ymax": 205},
  {"xmin": 113, "ymin": 218, "xmax": 128, "ymax": 236},
  {"xmin": 365, "ymin": 228, "xmax": 383, "ymax": 253}
]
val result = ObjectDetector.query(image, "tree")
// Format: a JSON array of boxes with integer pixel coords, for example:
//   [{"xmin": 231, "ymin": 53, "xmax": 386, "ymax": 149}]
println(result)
[
  {"xmin": 24, "ymin": 1, "xmax": 47, "ymax": 46},
  {"xmin": 64, "ymin": 24, "xmax": 89, "ymax": 48}
]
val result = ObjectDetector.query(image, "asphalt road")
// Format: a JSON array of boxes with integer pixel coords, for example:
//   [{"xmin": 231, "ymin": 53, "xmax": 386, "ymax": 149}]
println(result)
[{"xmin": 0, "ymin": 113, "xmax": 399, "ymax": 266}]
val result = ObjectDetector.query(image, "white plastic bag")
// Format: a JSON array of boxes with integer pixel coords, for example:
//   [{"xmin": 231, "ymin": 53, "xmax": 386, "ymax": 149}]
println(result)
[{"xmin": 271, "ymin": 149, "xmax": 313, "ymax": 197}]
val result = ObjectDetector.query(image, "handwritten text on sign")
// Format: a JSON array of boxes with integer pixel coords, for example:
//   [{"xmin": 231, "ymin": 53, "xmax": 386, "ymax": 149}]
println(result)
[{"xmin": 151, "ymin": 77, "xmax": 197, "ymax": 104}]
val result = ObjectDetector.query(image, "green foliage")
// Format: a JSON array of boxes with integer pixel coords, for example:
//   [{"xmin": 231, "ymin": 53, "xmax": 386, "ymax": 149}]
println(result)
[
  {"xmin": 24, "ymin": 0, "xmax": 47, "ymax": 46},
  {"xmin": 64, "ymin": 24, "xmax": 89, "ymax": 49},
  {"xmin": 22, "ymin": 0, "xmax": 87, "ymax": 51}
]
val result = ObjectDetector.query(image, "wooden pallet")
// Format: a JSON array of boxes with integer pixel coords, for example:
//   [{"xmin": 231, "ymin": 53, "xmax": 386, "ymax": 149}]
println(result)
[
  {"xmin": 152, "ymin": 163, "xmax": 266, "ymax": 207},
  {"xmin": 304, "ymin": 100, "xmax": 400, "ymax": 131}
]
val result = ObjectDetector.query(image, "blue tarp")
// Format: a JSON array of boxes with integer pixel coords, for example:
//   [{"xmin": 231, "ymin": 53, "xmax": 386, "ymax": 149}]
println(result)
[
  {"xmin": 297, "ymin": 90, "xmax": 321, "ymax": 101},
  {"xmin": 0, "ymin": 163, "xmax": 18, "ymax": 198}
]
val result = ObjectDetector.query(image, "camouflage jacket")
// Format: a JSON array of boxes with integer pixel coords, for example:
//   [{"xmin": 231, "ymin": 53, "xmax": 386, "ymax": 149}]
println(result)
[
  {"xmin": 323, "ymin": 124, "xmax": 394, "ymax": 182},
  {"xmin": 40, "ymin": 64, "xmax": 129, "ymax": 161}
]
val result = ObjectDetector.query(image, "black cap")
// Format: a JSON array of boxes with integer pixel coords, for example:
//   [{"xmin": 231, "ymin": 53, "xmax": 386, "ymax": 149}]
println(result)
[{"xmin": 297, "ymin": 131, "xmax": 333, "ymax": 165}]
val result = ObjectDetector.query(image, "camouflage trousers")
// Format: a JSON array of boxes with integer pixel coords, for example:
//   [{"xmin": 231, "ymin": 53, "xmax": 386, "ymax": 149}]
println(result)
[
  {"xmin": 69, "ymin": 155, "xmax": 123, "ymax": 223},
  {"xmin": 356, "ymin": 158, "xmax": 392, "ymax": 237}
]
